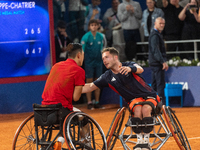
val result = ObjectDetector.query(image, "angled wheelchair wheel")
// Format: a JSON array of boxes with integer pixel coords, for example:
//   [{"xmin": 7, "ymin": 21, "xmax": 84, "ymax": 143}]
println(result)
[
  {"xmin": 63, "ymin": 112, "xmax": 107, "ymax": 150},
  {"xmin": 106, "ymin": 107, "xmax": 126, "ymax": 150},
  {"xmin": 162, "ymin": 105, "xmax": 191, "ymax": 150},
  {"xmin": 12, "ymin": 114, "xmax": 37, "ymax": 150}
]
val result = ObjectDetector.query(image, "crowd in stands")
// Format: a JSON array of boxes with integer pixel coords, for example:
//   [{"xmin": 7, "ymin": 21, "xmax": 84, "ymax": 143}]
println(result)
[
  {"xmin": 53, "ymin": 0, "xmax": 200, "ymax": 108},
  {"xmin": 54, "ymin": 0, "xmax": 200, "ymax": 61}
]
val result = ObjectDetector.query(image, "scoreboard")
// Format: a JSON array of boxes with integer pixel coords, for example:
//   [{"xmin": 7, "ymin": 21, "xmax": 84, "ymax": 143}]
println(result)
[{"xmin": 0, "ymin": 0, "xmax": 53, "ymax": 78}]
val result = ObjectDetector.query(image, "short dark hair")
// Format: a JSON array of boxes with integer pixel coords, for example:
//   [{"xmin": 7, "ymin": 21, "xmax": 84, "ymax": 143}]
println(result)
[
  {"xmin": 102, "ymin": 47, "xmax": 119, "ymax": 56},
  {"xmin": 66, "ymin": 43, "xmax": 82, "ymax": 58},
  {"xmin": 57, "ymin": 20, "xmax": 66, "ymax": 29},
  {"xmin": 88, "ymin": 19, "xmax": 99, "ymax": 26}
]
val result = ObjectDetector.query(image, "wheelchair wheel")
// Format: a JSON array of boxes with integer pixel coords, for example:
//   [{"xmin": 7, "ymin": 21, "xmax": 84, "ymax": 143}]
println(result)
[
  {"xmin": 106, "ymin": 107, "xmax": 126, "ymax": 150},
  {"xmin": 162, "ymin": 105, "xmax": 191, "ymax": 150},
  {"xmin": 63, "ymin": 112, "xmax": 107, "ymax": 150},
  {"xmin": 12, "ymin": 114, "xmax": 38, "ymax": 150}
]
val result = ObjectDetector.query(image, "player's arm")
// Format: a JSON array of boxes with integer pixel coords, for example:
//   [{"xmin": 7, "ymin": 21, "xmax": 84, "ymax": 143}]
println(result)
[
  {"xmin": 134, "ymin": 64, "xmax": 144, "ymax": 74},
  {"xmin": 82, "ymin": 83, "xmax": 99, "ymax": 93},
  {"xmin": 119, "ymin": 64, "xmax": 144, "ymax": 75},
  {"xmin": 73, "ymin": 85, "xmax": 84, "ymax": 101}
]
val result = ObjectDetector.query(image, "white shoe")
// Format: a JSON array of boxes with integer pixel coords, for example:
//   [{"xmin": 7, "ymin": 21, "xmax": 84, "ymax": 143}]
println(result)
[
  {"xmin": 57, "ymin": 136, "xmax": 65, "ymax": 144},
  {"xmin": 133, "ymin": 133, "xmax": 143, "ymax": 150},
  {"xmin": 143, "ymin": 133, "xmax": 150, "ymax": 144}
]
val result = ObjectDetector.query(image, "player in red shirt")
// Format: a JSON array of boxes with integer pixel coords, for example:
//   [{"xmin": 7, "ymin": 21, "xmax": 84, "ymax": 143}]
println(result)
[
  {"xmin": 42, "ymin": 43, "xmax": 92, "ymax": 150},
  {"xmin": 42, "ymin": 43, "xmax": 85, "ymax": 114}
]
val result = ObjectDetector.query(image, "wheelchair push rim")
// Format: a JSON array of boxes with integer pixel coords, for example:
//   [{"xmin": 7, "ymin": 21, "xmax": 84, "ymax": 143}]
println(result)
[
  {"xmin": 106, "ymin": 107, "xmax": 126, "ymax": 150},
  {"xmin": 63, "ymin": 111, "xmax": 107, "ymax": 150},
  {"xmin": 162, "ymin": 105, "xmax": 191, "ymax": 150}
]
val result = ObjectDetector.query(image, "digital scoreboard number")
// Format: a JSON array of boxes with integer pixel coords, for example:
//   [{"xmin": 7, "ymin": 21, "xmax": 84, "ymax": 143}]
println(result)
[{"xmin": 0, "ymin": 1, "xmax": 51, "ymax": 78}]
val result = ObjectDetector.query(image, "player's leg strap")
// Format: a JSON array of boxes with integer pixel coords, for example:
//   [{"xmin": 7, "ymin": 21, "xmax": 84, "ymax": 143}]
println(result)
[
  {"xmin": 131, "ymin": 117, "xmax": 142, "ymax": 134},
  {"xmin": 142, "ymin": 101, "xmax": 156, "ymax": 115},
  {"xmin": 142, "ymin": 117, "xmax": 154, "ymax": 133}
]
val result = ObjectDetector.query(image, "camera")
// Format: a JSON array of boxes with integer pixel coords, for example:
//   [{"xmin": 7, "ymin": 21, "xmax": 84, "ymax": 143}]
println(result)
[{"xmin": 188, "ymin": 5, "xmax": 198, "ymax": 11}]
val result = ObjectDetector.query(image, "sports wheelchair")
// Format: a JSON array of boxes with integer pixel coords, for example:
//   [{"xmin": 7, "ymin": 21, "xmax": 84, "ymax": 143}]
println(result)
[
  {"xmin": 106, "ymin": 105, "xmax": 191, "ymax": 150},
  {"xmin": 12, "ymin": 103, "xmax": 107, "ymax": 150}
]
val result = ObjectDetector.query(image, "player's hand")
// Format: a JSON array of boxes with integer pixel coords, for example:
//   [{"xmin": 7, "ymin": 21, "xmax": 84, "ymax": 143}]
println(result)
[
  {"xmin": 119, "ymin": 66, "xmax": 131, "ymax": 75},
  {"xmin": 162, "ymin": 62, "xmax": 169, "ymax": 71}
]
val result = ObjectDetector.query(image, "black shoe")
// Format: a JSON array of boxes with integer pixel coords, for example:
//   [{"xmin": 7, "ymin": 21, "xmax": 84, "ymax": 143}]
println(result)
[
  {"xmin": 133, "ymin": 144, "xmax": 142, "ymax": 150},
  {"xmin": 94, "ymin": 103, "xmax": 105, "ymax": 109},
  {"xmin": 87, "ymin": 103, "xmax": 94, "ymax": 110}
]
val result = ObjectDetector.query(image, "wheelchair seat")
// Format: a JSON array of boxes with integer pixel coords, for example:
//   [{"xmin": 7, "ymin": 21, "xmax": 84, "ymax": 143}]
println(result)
[
  {"xmin": 33, "ymin": 103, "xmax": 63, "ymax": 150},
  {"xmin": 33, "ymin": 103, "xmax": 62, "ymax": 126}
]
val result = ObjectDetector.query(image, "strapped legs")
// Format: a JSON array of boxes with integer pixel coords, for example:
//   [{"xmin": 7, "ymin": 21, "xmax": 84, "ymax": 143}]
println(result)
[
  {"xmin": 130, "ymin": 99, "xmax": 156, "ymax": 150},
  {"xmin": 142, "ymin": 117, "xmax": 154, "ymax": 133}
]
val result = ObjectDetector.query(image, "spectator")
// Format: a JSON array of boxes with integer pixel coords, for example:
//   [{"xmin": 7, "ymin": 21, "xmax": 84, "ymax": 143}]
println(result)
[
  {"xmin": 178, "ymin": 0, "xmax": 200, "ymax": 59},
  {"xmin": 141, "ymin": 0, "xmax": 164, "ymax": 42},
  {"xmin": 162, "ymin": 0, "xmax": 184, "ymax": 57},
  {"xmin": 84, "ymin": 0, "xmax": 101, "ymax": 32},
  {"xmin": 68, "ymin": 0, "xmax": 88, "ymax": 42},
  {"xmin": 103, "ymin": 0, "xmax": 121, "ymax": 47},
  {"xmin": 81, "ymin": 19, "xmax": 104, "ymax": 110},
  {"xmin": 148, "ymin": 17, "xmax": 168, "ymax": 105},
  {"xmin": 117, "ymin": 0, "xmax": 142, "ymax": 60},
  {"xmin": 55, "ymin": 20, "xmax": 72, "ymax": 62}
]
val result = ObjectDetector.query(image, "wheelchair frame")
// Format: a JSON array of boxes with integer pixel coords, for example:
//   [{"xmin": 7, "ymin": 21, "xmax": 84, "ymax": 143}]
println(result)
[
  {"xmin": 12, "ymin": 104, "xmax": 107, "ymax": 150},
  {"xmin": 106, "ymin": 105, "xmax": 191, "ymax": 150}
]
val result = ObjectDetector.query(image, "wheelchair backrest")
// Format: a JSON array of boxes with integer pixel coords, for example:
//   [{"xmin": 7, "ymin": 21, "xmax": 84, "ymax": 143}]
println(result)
[{"xmin": 33, "ymin": 103, "xmax": 62, "ymax": 126}]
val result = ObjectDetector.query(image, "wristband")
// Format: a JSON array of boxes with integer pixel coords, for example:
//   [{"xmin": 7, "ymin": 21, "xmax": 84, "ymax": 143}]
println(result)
[{"xmin": 130, "ymin": 66, "xmax": 137, "ymax": 73}]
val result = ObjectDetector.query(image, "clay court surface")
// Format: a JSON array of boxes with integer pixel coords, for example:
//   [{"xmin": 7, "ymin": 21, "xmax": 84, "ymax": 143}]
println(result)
[{"xmin": 1, "ymin": 104, "xmax": 200, "ymax": 150}]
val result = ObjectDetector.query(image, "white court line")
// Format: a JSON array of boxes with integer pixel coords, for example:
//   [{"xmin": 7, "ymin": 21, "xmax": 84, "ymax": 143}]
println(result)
[
  {"xmin": 188, "ymin": 136, "xmax": 200, "ymax": 140},
  {"xmin": 167, "ymin": 136, "xmax": 200, "ymax": 142}
]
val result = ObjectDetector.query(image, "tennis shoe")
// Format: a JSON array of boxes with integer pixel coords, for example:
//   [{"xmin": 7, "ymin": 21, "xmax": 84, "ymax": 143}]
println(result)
[
  {"xmin": 94, "ymin": 103, "xmax": 105, "ymax": 109},
  {"xmin": 87, "ymin": 103, "xmax": 94, "ymax": 110}
]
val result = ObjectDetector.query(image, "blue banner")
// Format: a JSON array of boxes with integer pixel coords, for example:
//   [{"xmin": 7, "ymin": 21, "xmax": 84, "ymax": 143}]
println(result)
[{"xmin": 142, "ymin": 67, "xmax": 200, "ymax": 107}]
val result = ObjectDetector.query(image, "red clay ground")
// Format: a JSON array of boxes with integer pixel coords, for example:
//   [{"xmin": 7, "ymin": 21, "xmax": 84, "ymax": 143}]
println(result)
[{"xmin": 1, "ymin": 104, "xmax": 200, "ymax": 150}]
